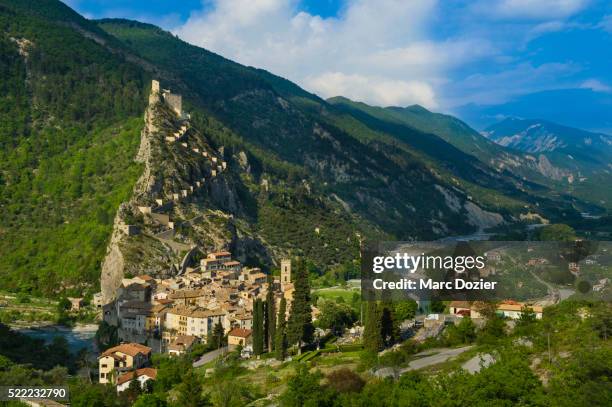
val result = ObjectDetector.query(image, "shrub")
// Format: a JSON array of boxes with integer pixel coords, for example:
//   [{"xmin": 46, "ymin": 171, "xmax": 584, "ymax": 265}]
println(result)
[{"xmin": 326, "ymin": 368, "xmax": 365, "ymax": 393}]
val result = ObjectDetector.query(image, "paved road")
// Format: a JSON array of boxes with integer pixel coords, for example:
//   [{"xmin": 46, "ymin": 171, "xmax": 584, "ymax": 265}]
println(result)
[
  {"xmin": 193, "ymin": 346, "xmax": 228, "ymax": 368},
  {"xmin": 400, "ymin": 346, "xmax": 473, "ymax": 373}
]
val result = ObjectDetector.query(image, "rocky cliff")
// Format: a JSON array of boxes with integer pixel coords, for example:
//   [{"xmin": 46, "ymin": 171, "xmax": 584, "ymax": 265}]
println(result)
[{"xmin": 100, "ymin": 85, "xmax": 262, "ymax": 302}]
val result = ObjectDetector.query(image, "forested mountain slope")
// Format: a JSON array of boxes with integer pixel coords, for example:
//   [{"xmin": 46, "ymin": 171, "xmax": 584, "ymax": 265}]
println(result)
[
  {"xmin": 0, "ymin": 0, "xmax": 595, "ymax": 297},
  {"xmin": 0, "ymin": 0, "xmax": 147, "ymax": 294}
]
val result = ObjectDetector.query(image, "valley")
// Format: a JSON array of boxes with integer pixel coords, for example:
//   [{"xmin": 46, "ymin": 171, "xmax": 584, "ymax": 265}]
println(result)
[{"xmin": 0, "ymin": 1, "xmax": 610, "ymax": 406}]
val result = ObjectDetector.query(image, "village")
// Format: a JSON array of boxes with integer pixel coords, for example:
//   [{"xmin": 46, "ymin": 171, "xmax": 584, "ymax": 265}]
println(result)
[
  {"xmin": 93, "ymin": 250, "xmax": 300, "ymax": 389},
  {"xmin": 83, "ymin": 81, "xmax": 305, "ymax": 390}
]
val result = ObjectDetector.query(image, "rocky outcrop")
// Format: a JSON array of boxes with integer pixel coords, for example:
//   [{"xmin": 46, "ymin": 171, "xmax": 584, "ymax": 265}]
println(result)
[
  {"xmin": 100, "ymin": 83, "xmax": 274, "ymax": 303},
  {"xmin": 100, "ymin": 206, "xmax": 127, "ymax": 303},
  {"xmin": 536, "ymin": 154, "xmax": 571, "ymax": 181},
  {"xmin": 435, "ymin": 184, "xmax": 504, "ymax": 231},
  {"xmin": 464, "ymin": 201, "xmax": 504, "ymax": 230}
]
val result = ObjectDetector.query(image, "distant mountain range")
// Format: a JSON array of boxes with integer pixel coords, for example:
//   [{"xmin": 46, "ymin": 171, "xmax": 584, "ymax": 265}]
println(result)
[
  {"xmin": 483, "ymin": 117, "xmax": 612, "ymax": 212},
  {"xmin": 483, "ymin": 118, "xmax": 612, "ymax": 165},
  {"xmin": 456, "ymin": 88, "xmax": 612, "ymax": 134}
]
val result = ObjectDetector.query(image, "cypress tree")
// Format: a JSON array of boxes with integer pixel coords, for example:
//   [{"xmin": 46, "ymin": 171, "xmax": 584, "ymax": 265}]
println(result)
[
  {"xmin": 266, "ymin": 281, "xmax": 276, "ymax": 351},
  {"xmin": 363, "ymin": 301, "xmax": 383, "ymax": 352},
  {"xmin": 380, "ymin": 301, "xmax": 399, "ymax": 346},
  {"xmin": 212, "ymin": 321, "xmax": 225, "ymax": 349},
  {"xmin": 286, "ymin": 258, "xmax": 314, "ymax": 353},
  {"xmin": 275, "ymin": 297, "xmax": 287, "ymax": 360},
  {"xmin": 253, "ymin": 298, "xmax": 265, "ymax": 355}
]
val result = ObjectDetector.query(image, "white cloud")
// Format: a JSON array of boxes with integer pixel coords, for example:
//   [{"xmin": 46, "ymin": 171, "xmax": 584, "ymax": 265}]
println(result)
[
  {"xmin": 580, "ymin": 79, "xmax": 611, "ymax": 92},
  {"xmin": 171, "ymin": 0, "xmax": 595, "ymax": 110},
  {"xmin": 480, "ymin": 0, "xmax": 590, "ymax": 20},
  {"xmin": 174, "ymin": 0, "xmax": 471, "ymax": 108},
  {"xmin": 306, "ymin": 72, "xmax": 438, "ymax": 108}
]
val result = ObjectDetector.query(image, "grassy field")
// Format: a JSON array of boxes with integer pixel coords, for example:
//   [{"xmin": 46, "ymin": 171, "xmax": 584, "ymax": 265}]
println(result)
[{"xmin": 313, "ymin": 287, "xmax": 360, "ymax": 303}]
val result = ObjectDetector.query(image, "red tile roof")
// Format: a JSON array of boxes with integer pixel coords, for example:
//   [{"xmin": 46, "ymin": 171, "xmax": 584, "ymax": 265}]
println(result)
[
  {"xmin": 100, "ymin": 343, "xmax": 152, "ymax": 358},
  {"xmin": 117, "ymin": 368, "xmax": 157, "ymax": 386},
  {"xmin": 228, "ymin": 328, "xmax": 252, "ymax": 338}
]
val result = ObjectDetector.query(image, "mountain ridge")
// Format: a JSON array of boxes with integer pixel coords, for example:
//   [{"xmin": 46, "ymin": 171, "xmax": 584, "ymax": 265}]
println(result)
[{"xmin": 0, "ymin": 0, "xmax": 606, "ymax": 297}]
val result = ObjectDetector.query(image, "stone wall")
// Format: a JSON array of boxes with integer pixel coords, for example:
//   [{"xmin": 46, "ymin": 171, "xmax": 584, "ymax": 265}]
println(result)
[{"xmin": 164, "ymin": 93, "xmax": 182, "ymax": 117}]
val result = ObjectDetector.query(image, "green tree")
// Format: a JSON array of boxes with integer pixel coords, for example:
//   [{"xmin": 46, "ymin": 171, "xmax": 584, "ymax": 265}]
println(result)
[
  {"xmin": 446, "ymin": 317, "xmax": 477, "ymax": 345},
  {"xmin": 252, "ymin": 298, "xmax": 264, "ymax": 355},
  {"xmin": 57, "ymin": 297, "xmax": 71, "ymax": 311},
  {"xmin": 317, "ymin": 300, "xmax": 357, "ymax": 335},
  {"xmin": 174, "ymin": 370, "xmax": 211, "ymax": 407},
  {"xmin": 153, "ymin": 355, "xmax": 191, "ymax": 393},
  {"xmin": 548, "ymin": 347, "xmax": 612, "ymax": 406},
  {"xmin": 69, "ymin": 383, "xmax": 122, "ymax": 407},
  {"xmin": 430, "ymin": 299, "xmax": 446, "ymax": 313},
  {"xmin": 518, "ymin": 306, "xmax": 537, "ymax": 326},
  {"xmin": 394, "ymin": 300, "xmax": 418, "ymax": 322},
  {"xmin": 133, "ymin": 393, "xmax": 167, "ymax": 407},
  {"xmin": 478, "ymin": 315, "xmax": 506, "ymax": 344},
  {"xmin": 266, "ymin": 281, "xmax": 276, "ymax": 351},
  {"xmin": 124, "ymin": 378, "xmax": 143, "ymax": 404},
  {"xmin": 208, "ymin": 322, "xmax": 225, "ymax": 350},
  {"xmin": 380, "ymin": 302, "xmax": 399, "ymax": 346},
  {"xmin": 280, "ymin": 364, "xmax": 336, "ymax": 407},
  {"xmin": 286, "ymin": 259, "xmax": 314, "ymax": 352},
  {"xmin": 363, "ymin": 301, "xmax": 383, "ymax": 352},
  {"xmin": 95, "ymin": 321, "xmax": 119, "ymax": 351},
  {"xmin": 325, "ymin": 368, "xmax": 365, "ymax": 394},
  {"xmin": 590, "ymin": 306, "xmax": 612, "ymax": 340},
  {"xmin": 538, "ymin": 224, "xmax": 577, "ymax": 241},
  {"xmin": 275, "ymin": 297, "xmax": 287, "ymax": 360}
]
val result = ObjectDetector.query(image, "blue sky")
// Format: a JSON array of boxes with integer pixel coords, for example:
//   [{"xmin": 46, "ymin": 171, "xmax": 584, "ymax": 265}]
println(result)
[{"xmin": 64, "ymin": 0, "xmax": 612, "ymax": 118}]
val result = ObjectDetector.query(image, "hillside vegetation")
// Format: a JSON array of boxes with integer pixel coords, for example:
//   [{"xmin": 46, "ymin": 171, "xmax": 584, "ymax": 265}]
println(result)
[
  {"xmin": 0, "ymin": 0, "xmax": 607, "ymax": 296},
  {"xmin": 0, "ymin": 2, "xmax": 146, "ymax": 294}
]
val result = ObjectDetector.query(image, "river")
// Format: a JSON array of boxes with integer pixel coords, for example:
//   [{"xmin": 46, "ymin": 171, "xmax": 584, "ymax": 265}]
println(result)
[{"xmin": 15, "ymin": 323, "xmax": 98, "ymax": 353}]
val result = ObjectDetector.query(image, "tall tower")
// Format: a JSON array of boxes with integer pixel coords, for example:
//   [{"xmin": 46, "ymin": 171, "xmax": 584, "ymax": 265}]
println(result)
[
  {"xmin": 280, "ymin": 259, "xmax": 291, "ymax": 290},
  {"xmin": 151, "ymin": 79, "xmax": 160, "ymax": 93}
]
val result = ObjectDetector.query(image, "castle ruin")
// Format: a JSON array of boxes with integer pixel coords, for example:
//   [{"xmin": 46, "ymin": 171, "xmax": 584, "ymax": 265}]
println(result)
[{"xmin": 151, "ymin": 79, "xmax": 183, "ymax": 118}]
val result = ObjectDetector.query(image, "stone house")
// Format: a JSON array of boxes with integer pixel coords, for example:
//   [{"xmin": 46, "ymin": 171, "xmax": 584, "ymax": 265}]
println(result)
[
  {"xmin": 116, "ymin": 368, "xmax": 157, "ymax": 392},
  {"xmin": 227, "ymin": 328, "xmax": 252, "ymax": 349},
  {"xmin": 98, "ymin": 343, "xmax": 152, "ymax": 384},
  {"xmin": 168, "ymin": 335, "xmax": 199, "ymax": 356},
  {"xmin": 67, "ymin": 297, "xmax": 84, "ymax": 311},
  {"xmin": 164, "ymin": 306, "xmax": 228, "ymax": 340}
]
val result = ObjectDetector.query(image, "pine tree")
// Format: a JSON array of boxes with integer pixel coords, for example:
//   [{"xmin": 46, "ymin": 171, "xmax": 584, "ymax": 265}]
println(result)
[
  {"xmin": 253, "ymin": 298, "xmax": 265, "ymax": 355},
  {"xmin": 275, "ymin": 297, "xmax": 287, "ymax": 360},
  {"xmin": 363, "ymin": 301, "xmax": 383, "ymax": 352},
  {"xmin": 266, "ymin": 280, "xmax": 276, "ymax": 351}
]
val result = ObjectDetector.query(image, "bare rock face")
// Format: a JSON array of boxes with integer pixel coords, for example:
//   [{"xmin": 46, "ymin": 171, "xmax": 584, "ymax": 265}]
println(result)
[
  {"xmin": 100, "ymin": 208, "xmax": 127, "ymax": 303},
  {"xmin": 464, "ymin": 201, "xmax": 504, "ymax": 230},
  {"xmin": 536, "ymin": 154, "xmax": 571, "ymax": 181},
  {"xmin": 100, "ymin": 84, "xmax": 272, "ymax": 304},
  {"xmin": 435, "ymin": 184, "xmax": 504, "ymax": 231},
  {"xmin": 100, "ymin": 100, "xmax": 161, "ymax": 303},
  {"xmin": 100, "ymin": 96, "xmax": 174, "ymax": 303}
]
